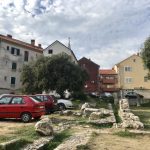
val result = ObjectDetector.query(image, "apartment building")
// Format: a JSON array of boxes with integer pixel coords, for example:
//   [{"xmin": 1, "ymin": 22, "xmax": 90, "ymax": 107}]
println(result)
[
  {"xmin": 99, "ymin": 69, "xmax": 118, "ymax": 93},
  {"xmin": 0, "ymin": 34, "xmax": 43, "ymax": 94},
  {"xmin": 43, "ymin": 40, "xmax": 78, "ymax": 64},
  {"xmin": 78, "ymin": 57, "xmax": 100, "ymax": 95},
  {"xmin": 113, "ymin": 54, "xmax": 150, "ymax": 91}
]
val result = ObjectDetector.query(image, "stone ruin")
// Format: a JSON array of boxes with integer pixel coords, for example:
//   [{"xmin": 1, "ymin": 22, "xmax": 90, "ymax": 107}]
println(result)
[
  {"xmin": 81, "ymin": 103, "xmax": 116, "ymax": 125},
  {"xmin": 119, "ymin": 99, "xmax": 144, "ymax": 129}
]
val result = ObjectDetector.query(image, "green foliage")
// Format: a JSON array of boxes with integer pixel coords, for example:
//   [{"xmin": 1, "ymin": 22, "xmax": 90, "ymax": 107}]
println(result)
[
  {"xmin": 76, "ymin": 144, "xmax": 90, "ymax": 150},
  {"xmin": 72, "ymin": 91, "xmax": 87, "ymax": 100},
  {"xmin": 132, "ymin": 108, "xmax": 150, "ymax": 130},
  {"xmin": 43, "ymin": 130, "xmax": 71, "ymax": 150},
  {"xmin": 0, "ymin": 126, "xmax": 38, "ymax": 149},
  {"xmin": 21, "ymin": 54, "xmax": 88, "ymax": 96},
  {"xmin": 141, "ymin": 36, "xmax": 150, "ymax": 72},
  {"xmin": 112, "ymin": 104, "xmax": 121, "ymax": 123},
  {"xmin": 114, "ymin": 130, "xmax": 137, "ymax": 138}
]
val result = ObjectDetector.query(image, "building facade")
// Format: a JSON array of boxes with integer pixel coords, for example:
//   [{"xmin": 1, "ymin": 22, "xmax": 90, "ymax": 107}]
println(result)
[
  {"xmin": 78, "ymin": 57, "xmax": 100, "ymax": 95},
  {"xmin": 99, "ymin": 69, "xmax": 118, "ymax": 93},
  {"xmin": 43, "ymin": 40, "xmax": 78, "ymax": 64},
  {"xmin": 113, "ymin": 54, "xmax": 150, "ymax": 91},
  {"xmin": 0, "ymin": 34, "xmax": 43, "ymax": 94}
]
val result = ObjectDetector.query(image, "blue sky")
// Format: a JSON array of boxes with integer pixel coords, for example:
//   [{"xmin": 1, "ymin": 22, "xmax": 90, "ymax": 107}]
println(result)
[{"xmin": 0, "ymin": 0, "xmax": 150, "ymax": 68}]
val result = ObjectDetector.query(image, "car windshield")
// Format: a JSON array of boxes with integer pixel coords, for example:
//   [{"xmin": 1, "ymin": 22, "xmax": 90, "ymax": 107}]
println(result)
[{"xmin": 29, "ymin": 96, "xmax": 42, "ymax": 103}]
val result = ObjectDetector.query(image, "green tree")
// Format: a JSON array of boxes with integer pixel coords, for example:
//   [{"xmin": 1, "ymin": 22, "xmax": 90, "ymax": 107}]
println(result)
[
  {"xmin": 141, "ymin": 37, "xmax": 150, "ymax": 70},
  {"xmin": 21, "ymin": 54, "xmax": 88, "ymax": 97}
]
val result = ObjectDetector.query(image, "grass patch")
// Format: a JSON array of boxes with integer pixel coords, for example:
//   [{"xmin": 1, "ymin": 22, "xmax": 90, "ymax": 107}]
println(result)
[
  {"xmin": 112, "ymin": 104, "xmax": 121, "ymax": 123},
  {"xmin": 114, "ymin": 130, "xmax": 137, "ymax": 138},
  {"xmin": 89, "ymin": 122, "xmax": 112, "ymax": 129},
  {"xmin": 76, "ymin": 144, "xmax": 90, "ymax": 150},
  {"xmin": 0, "ymin": 136, "xmax": 15, "ymax": 143},
  {"xmin": 132, "ymin": 109, "xmax": 150, "ymax": 130},
  {"xmin": 43, "ymin": 130, "xmax": 71, "ymax": 150},
  {"xmin": 0, "ymin": 139, "xmax": 31, "ymax": 150},
  {"xmin": 0, "ymin": 125, "xmax": 40, "ymax": 144},
  {"xmin": 12, "ymin": 125, "xmax": 40, "ymax": 141}
]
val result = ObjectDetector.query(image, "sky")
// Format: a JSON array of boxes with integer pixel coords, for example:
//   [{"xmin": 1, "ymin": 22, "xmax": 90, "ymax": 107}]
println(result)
[{"xmin": 0, "ymin": 0, "xmax": 150, "ymax": 68}]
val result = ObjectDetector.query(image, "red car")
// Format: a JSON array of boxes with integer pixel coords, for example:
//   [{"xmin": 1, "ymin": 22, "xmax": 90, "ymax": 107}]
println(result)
[
  {"xmin": 35, "ymin": 94, "xmax": 55, "ymax": 114},
  {"xmin": 0, "ymin": 95, "xmax": 45, "ymax": 122}
]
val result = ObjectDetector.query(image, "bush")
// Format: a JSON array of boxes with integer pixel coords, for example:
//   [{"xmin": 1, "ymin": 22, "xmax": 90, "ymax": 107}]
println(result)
[{"xmin": 72, "ymin": 91, "xmax": 87, "ymax": 100}]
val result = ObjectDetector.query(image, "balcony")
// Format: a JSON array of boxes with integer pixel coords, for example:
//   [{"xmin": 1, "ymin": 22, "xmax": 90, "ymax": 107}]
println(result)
[
  {"xmin": 101, "ymin": 87, "xmax": 119, "ymax": 92},
  {"xmin": 101, "ymin": 78, "xmax": 117, "ymax": 84}
]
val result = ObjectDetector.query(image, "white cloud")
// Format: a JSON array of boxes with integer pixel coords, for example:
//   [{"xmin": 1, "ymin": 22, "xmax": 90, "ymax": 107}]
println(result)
[{"xmin": 0, "ymin": 0, "xmax": 150, "ymax": 68}]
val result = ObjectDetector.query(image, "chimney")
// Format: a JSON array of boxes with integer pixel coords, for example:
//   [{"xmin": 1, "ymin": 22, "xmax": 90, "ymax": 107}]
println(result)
[
  {"xmin": 31, "ymin": 39, "xmax": 35, "ymax": 46},
  {"xmin": 7, "ymin": 34, "xmax": 12, "ymax": 38},
  {"xmin": 38, "ymin": 44, "xmax": 42, "ymax": 48}
]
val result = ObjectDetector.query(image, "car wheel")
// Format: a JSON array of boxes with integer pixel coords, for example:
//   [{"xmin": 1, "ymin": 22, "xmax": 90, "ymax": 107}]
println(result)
[
  {"xmin": 34, "ymin": 116, "xmax": 41, "ymax": 121},
  {"xmin": 21, "ymin": 113, "xmax": 32, "ymax": 123},
  {"xmin": 58, "ymin": 103, "xmax": 66, "ymax": 110}
]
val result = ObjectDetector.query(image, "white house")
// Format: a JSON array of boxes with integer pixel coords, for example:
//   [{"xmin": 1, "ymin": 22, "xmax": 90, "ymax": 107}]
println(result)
[
  {"xmin": 0, "ymin": 34, "xmax": 43, "ymax": 94},
  {"xmin": 43, "ymin": 40, "xmax": 78, "ymax": 64}
]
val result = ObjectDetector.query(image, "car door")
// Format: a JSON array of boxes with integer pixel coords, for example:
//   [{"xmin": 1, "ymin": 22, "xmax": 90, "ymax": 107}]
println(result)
[
  {"xmin": 0, "ymin": 96, "xmax": 12, "ymax": 118},
  {"xmin": 9, "ymin": 96, "xmax": 25, "ymax": 118}
]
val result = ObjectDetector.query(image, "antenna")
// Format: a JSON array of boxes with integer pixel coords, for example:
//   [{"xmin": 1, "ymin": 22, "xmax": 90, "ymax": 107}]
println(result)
[{"xmin": 68, "ymin": 37, "xmax": 71, "ymax": 49}]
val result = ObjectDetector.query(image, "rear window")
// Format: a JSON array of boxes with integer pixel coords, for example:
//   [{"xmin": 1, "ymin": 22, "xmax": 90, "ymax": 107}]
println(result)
[
  {"xmin": 0, "ymin": 96, "xmax": 12, "ymax": 104},
  {"xmin": 30, "ymin": 96, "xmax": 42, "ymax": 103}
]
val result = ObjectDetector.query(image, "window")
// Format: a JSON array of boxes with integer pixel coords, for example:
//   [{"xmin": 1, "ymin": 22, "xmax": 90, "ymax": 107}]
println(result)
[
  {"xmin": 124, "ymin": 66, "xmax": 132, "ymax": 72},
  {"xmin": 48, "ymin": 49, "xmax": 53, "ymax": 54},
  {"xmin": 24, "ymin": 51, "xmax": 29, "ymax": 62},
  {"xmin": 4, "ymin": 76, "xmax": 7, "ymax": 81},
  {"xmin": 11, "ymin": 47, "xmax": 15, "ymax": 54},
  {"xmin": 12, "ymin": 62, "xmax": 17, "ymax": 70},
  {"xmin": 16, "ymin": 49, "xmax": 20, "ymax": 55},
  {"xmin": 11, "ymin": 47, "xmax": 20, "ymax": 55},
  {"xmin": 11, "ymin": 77, "xmax": 16, "ymax": 85},
  {"xmin": 7, "ymin": 46, "xmax": 9, "ymax": 50},
  {"xmin": 106, "ymin": 85, "xmax": 114, "ymax": 88},
  {"xmin": 44, "ymin": 95, "xmax": 48, "ymax": 101},
  {"xmin": 125, "ymin": 77, "xmax": 133, "ymax": 83},
  {"xmin": 11, "ymin": 97, "xmax": 24, "ymax": 104},
  {"xmin": 144, "ymin": 76, "xmax": 148, "ymax": 82},
  {"xmin": 0, "ymin": 97, "xmax": 12, "ymax": 104}
]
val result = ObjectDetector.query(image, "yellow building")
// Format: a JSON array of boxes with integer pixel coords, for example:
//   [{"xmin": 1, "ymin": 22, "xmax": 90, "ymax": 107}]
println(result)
[{"xmin": 113, "ymin": 54, "xmax": 150, "ymax": 90}]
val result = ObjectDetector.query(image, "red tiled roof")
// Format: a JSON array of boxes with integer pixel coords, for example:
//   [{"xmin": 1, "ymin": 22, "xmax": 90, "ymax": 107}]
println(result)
[
  {"xmin": 99, "ymin": 69, "xmax": 117, "ymax": 75},
  {"xmin": 0, "ymin": 34, "xmax": 43, "ymax": 53}
]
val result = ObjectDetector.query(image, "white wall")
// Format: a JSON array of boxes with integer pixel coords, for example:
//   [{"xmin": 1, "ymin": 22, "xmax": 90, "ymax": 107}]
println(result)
[{"xmin": 0, "ymin": 41, "xmax": 42, "ymax": 93}]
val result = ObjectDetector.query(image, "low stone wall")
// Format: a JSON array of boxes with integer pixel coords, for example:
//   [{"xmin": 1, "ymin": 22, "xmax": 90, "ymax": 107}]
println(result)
[{"xmin": 118, "ymin": 99, "xmax": 144, "ymax": 129}]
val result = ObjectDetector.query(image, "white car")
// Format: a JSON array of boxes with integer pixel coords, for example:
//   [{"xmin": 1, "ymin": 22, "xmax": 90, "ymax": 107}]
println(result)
[{"xmin": 57, "ymin": 99, "xmax": 73, "ymax": 110}]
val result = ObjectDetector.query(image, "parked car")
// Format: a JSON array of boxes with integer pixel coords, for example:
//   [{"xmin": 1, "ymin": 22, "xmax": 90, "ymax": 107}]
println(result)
[
  {"xmin": 0, "ymin": 95, "xmax": 45, "ymax": 122},
  {"xmin": 35, "ymin": 94, "xmax": 55, "ymax": 113},
  {"xmin": 124, "ymin": 92, "xmax": 143, "ymax": 99},
  {"xmin": 57, "ymin": 99, "xmax": 73, "ymax": 110}
]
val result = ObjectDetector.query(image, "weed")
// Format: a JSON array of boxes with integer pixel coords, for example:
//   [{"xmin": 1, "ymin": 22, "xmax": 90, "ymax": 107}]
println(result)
[
  {"xmin": 112, "ymin": 104, "xmax": 121, "ymax": 123},
  {"xmin": 43, "ymin": 130, "xmax": 71, "ymax": 150},
  {"xmin": 76, "ymin": 144, "xmax": 90, "ymax": 150},
  {"xmin": 114, "ymin": 130, "xmax": 137, "ymax": 138}
]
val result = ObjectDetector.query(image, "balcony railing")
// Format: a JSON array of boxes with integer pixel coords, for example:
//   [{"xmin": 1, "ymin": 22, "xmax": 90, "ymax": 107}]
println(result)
[
  {"xmin": 101, "ymin": 87, "xmax": 119, "ymax": 92},
  {"xmin": 101, "ymin": 78, "xmax": 117, "ymax": 84}
]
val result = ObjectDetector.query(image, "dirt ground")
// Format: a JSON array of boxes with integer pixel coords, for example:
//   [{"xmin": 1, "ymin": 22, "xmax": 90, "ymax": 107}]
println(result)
[
  {"xmin": 1, "ymin": 118, "xmax": 150, "ymax": 150},
  {"xmin": 87, "ymin": 132, "xmax": 150, "ymax": 150}
]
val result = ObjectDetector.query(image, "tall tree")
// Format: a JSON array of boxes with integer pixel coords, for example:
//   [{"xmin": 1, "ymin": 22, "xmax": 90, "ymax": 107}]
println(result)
[
  {"xmin": 141, "ymin": 36, "xmax": 150, "ymax": 71},
  {"xmin": 21, "ymin": 54, "xmax": 88, "ymax": 97}
]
